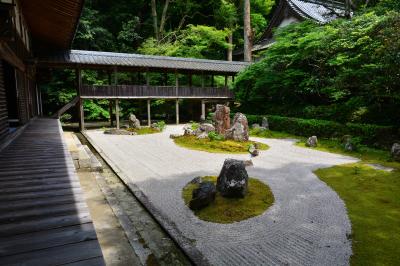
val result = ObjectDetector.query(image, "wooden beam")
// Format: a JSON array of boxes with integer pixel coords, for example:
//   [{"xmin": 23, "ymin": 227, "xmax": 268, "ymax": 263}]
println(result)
[
  {"xmin": 225, "ymin": 75, "xmax": 228, "ymax": 87},
  {"xmin": 76, "ymin": 69, "xmax": 84, "ymax": 131},
  {"xmin": 108, "ymin": 72, "xmax": 113, "ymax": 127},
  {"xmin": 175, "ymin": 72, "xmax": 179, "ymax": 96}
]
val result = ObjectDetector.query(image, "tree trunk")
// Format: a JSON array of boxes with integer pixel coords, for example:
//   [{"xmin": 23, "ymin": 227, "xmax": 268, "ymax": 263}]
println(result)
[
  {"xmin": 243, "ymin": 0, "xmax": 252, "ymax": 62},
  {"xmin": 151, "ymin": 0, "xmax": 159, "ymax": 40},
  {"xmin": 159, "ymin": 0, "xmax": 170, "ymax": 39},
  {"xmin": 227, "ymin": 32, "xmax": 233, "ymax": 61}
]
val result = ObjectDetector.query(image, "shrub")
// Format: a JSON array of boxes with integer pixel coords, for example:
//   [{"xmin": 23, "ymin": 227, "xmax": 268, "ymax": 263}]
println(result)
[
  {"xmin": 190, "ymin": 121, "xmax": 200, "ymax": 131},
  {"xmin": 208, "ymin": 131, "xmax": 225, "ymax": 141},
  {"xmin": 246, "ymin": 114, "xmax": 398, "ymax": 148},
  {"xmin": 156, "ymin": 120, "xmax": 166, "ymax": 131}
]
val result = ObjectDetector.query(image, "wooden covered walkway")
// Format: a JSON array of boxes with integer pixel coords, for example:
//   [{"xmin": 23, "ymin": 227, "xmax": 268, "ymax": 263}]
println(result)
[{"xmin": 0, "ymin": 118, "xmax": 104, "ymax": 265}]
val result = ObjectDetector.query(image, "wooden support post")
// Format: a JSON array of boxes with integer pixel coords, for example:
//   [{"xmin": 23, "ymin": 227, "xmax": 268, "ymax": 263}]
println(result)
[
  {"xmin": 201, "ymin": 72, "xmax": 205, "ymax": 88},
  {"xmin": 232, "ymin": 75, "xmax": 235, "ymax": 82},
  {"xmin": 147, "ymin": 99, "xmax": 151, "ymax": 126},
  {"xmin": 108, "ymin": 71, "xmax": 113, "ymax": 126},
  {"xmin": 225, "ymin": 75, "xmax": 228, "ymax": 87},
  {"xmin": 189, "ymin": 74, "xmax": 192, "ymax": 88},
  {"xmin": 115, "ymin": 99, "xmax": 120, "ymax": 129},
  {"xmin": 201, "ymin": 100, "xmax": 206, "ymax": 121},
  {"xmin": 76, "ymin": 68, "xmax": 84, "ymax": 131},
  {"xmin": 79, "ymin": 99, "xmax": 85, "ymax": 131},
  {"xmin": 175, "ymin": 71, "xmax": 179, "ymax": 96},
  {"xmin": 211, "ymin": 75, "xmax": 214, "ymax": 87},
  {"xmin": 176, "ymin": 99, "xmax": 180, "ymax": 125}
]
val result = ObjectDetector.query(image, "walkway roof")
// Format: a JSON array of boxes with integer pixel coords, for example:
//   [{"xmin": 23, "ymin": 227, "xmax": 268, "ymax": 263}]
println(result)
[{"xmin": 35, "ymin": 50, "xmax": 250, "ymax": 74}]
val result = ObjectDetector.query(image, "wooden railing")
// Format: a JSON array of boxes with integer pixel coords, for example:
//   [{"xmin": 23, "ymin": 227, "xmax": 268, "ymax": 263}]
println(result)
[{"xmin": 80, "ymin": 85, "xmax": 234, "ymax": 99}]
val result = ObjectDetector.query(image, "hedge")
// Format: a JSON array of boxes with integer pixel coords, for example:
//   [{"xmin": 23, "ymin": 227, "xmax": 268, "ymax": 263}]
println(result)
[{"xmin": 246, "ymin": 114, "xmax": 398, "ymax": 148}]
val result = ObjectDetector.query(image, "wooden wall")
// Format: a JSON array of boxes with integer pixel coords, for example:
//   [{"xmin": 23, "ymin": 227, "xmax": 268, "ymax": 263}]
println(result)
[{"xmin": 0, "ymin": 60, "xmax": 8, "ymax": 141}]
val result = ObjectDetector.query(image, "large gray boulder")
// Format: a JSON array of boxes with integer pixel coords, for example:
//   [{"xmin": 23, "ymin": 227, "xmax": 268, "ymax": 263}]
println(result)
[
  {"xmin": 189, "ymin": 182, "xmax": 216, "ymax": 210},
  {"xmin": 214, "ymin": 105, "xmax": 230, "ymax": 135},
  {"xmin": 217, "ymin": 159, "xmax": 249, "ymax": 198},
  {"xmin": 306, "ymin": 136, "xmax": 318, "ymax": 147},
  {"xmin": 391, "ymin": 143, "xmax": 400, "ymax": 162},
  {"xmin": 128, "ymin": 114, "xmax": 141, "ymax": 129},
  {"xmin": 225, "ymin": 113, "xmax": 249, "ymax": 141}
]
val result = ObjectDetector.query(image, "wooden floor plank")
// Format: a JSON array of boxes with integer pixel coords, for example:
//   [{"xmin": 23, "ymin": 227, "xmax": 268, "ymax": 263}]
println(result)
[
  {"xmin": 0, "ymin": 240, "xmax": 104, "ymax": 266},
  {"xmin": 0, "ymin": 118, "xmax": 104, "ymax": 265}
]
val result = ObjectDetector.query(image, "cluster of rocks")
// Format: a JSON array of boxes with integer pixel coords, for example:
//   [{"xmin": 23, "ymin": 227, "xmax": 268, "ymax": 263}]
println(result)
[
  {"xmin": 104, "ymin": 128, "xmax": 137, "ymax": 136},
  {"xmin": 188, "ymin": 159, "xmax": 250, "ymax": 210},
  {"xmin": 248, "ymin": 143, "xmax": 259, "ymax": 157},
  {"xmin": 213, "ymin": 104, "xmax": 250, "ymax": 141},
  {"xmin": 183, "ymin": 123, "xmax": 216, "ymax": 139}
]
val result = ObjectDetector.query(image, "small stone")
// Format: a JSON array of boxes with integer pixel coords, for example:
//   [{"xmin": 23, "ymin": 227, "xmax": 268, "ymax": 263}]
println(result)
[
  {"xmin": 391, "ymin": 143, "xmax": 400, "ymax": 162},
  {"xmin": 183, "ymin": 124, "xmax": 195, "ymax": 136},
  {"xmin": 197, "ymin": 132, "xmax": 208, "ymax": 139},
  {"xmin": 344, "ymin": 142, "xmax": 355, "ymax": 152},
  {"xmin": 306, "ymin": 136, "xmax": 318, "ymax": 147},
  {"xmin": 262, "ymin": 117, "xmax": 269, "ymax": 129},
  {"xmin": 151, "ymin": 123, "xmax": 161, "ymax": 131},
  {"xmin": 169, "ymin": 134, "xmax": 181, "ymax": 139},
  {"xmin": 217, "ymin": 159, "xmax": 249, "ymax": 198},
  {"xmin": 252, "ymin": 123, "xmax": 260, "ymax": 129},
  {"xmin": 189, "ymin": 182, "xmax": 216, "ymax": 210},
  {"xmin": 244, "ymin": 160, "xmax": 253, "ymax": 167},
  {"xmin": 200, "ymin": 123, "xmax": 215, "ymax": 133},
  {"xmin": 248, "ymin": 144, "xmax": 259, "ymax": 157}
]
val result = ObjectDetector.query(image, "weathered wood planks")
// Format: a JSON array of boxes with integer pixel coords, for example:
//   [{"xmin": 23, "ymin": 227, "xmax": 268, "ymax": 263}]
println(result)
[{"xmin": 0, "ymin": 118, "xmax": 104, "ymax": 265}]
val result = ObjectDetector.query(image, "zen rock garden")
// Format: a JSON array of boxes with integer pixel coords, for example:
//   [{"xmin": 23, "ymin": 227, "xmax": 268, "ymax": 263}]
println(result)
[{"xmin": 104, "ymin": 113, "xmax": 165, "ymax": 135}]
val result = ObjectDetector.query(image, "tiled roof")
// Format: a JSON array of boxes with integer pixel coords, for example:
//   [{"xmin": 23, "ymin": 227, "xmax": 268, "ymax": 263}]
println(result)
[
  {"xmin": 37, "ymin": 50, "xmax": 250, "ymax": 74},
  {"xmin": 287, "ymin": 0, "xmax": 347, "ymax": 23}
]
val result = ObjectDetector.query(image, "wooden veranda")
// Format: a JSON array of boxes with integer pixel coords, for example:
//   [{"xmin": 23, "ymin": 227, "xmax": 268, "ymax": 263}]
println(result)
[{"xmin": 0, "ymin": 118, "xmax": 104, "ymax": 265}]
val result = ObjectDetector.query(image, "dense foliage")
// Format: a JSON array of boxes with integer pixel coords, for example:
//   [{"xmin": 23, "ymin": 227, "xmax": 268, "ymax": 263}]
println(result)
[{"xmin": 234, "ymin": 5, "xmax": 400, "ymax": 127}]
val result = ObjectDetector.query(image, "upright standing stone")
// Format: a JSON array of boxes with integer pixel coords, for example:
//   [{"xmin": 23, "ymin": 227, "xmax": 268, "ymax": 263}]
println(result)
[
  {"xmin": 217, "ymin": 159, "xmax": 249, "ymax": 198},
  {"xmin": 129, "ymin": 114, "xmax": 141, "ymax": 129},
  {"xmin": 262, "ymin": 117, "xmax": 269, "ymax": 130},
  {"xmin": 214, "ymin": 104, "xmax": 230, "ymax": 135},
  {"xmin": 391, "ymin": 143, "xmax": 400, "ymax": 162},
  {"xmin": 306, "ymin": 136, "xmax": 318, "ymax": 147},
  {"xmin": 225, "ymin": 113, "xmax": 249, "ymax": 141}
]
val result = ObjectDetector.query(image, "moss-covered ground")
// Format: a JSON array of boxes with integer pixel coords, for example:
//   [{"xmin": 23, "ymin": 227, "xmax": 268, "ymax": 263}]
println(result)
[
  {"xmin": 182, "ymin": 176, "xmax": 274, "ymax": 224},
  {"xmin": 250, "ymin": 128, "xmax": 400, "ymax": 264},
  {"xmin": 127, "ymin": 127, "xmax": 161, "ymax": 135},
  {"xmin": 174, "ymin": 135, "xmax": 269, "ymax": 154},
  {"xmin": 315, "ymin": 164, "xmax": 400, "ymax": 265}
]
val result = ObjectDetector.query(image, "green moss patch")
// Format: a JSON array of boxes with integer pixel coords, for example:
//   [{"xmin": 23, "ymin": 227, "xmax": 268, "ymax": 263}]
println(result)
[
  {"xmin": 182, "ymin": 176, "xmax": 274, "ymax": 224},
  {"xmin": 174, "ymin": 135, "xmax": 269, "ymax": 154},
  {"xmin": 127, "ymin": 127, "xmax": 161, "ymax": 135},
  {"xmin": 315, "ymin": 164, "xmax": 400, "ymax": 265}
]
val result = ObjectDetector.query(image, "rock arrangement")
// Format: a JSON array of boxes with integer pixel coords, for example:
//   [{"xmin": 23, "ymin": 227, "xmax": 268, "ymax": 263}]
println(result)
[
  {"xmin": 183, "ymin": 123, "xmax": 215, "ymax": 138},
  {"xmin": 104, "ymin": 128, "xmax": 137, "ymax": 135},
  {"xmin": 128, "ymin": 114, "xmax": 141, "ymax": 129},
  {"xmin": 225, "ymin": 113, "xmax": 249, "ymax": 141},
  {"xmin": 391, "ymin": 143, "xmax": 400, "ymax": 162},
  {"xmin": 214, "ymin": 104, "xmax": 231, "ymax": 135},
  {"xmin": 150, "ymin": 123, "xmax": 161, "ymax": 131},
  {"xmin": 306, "ymin": 136, "xmax": 318, "ymax": 147},
  {"xmin": 189, "ymin": 181, "xmax": 217, "ymax": 210},
  {"xmin": 217, "ymin": 159, "xmax": 249, "ymax": 198}
]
